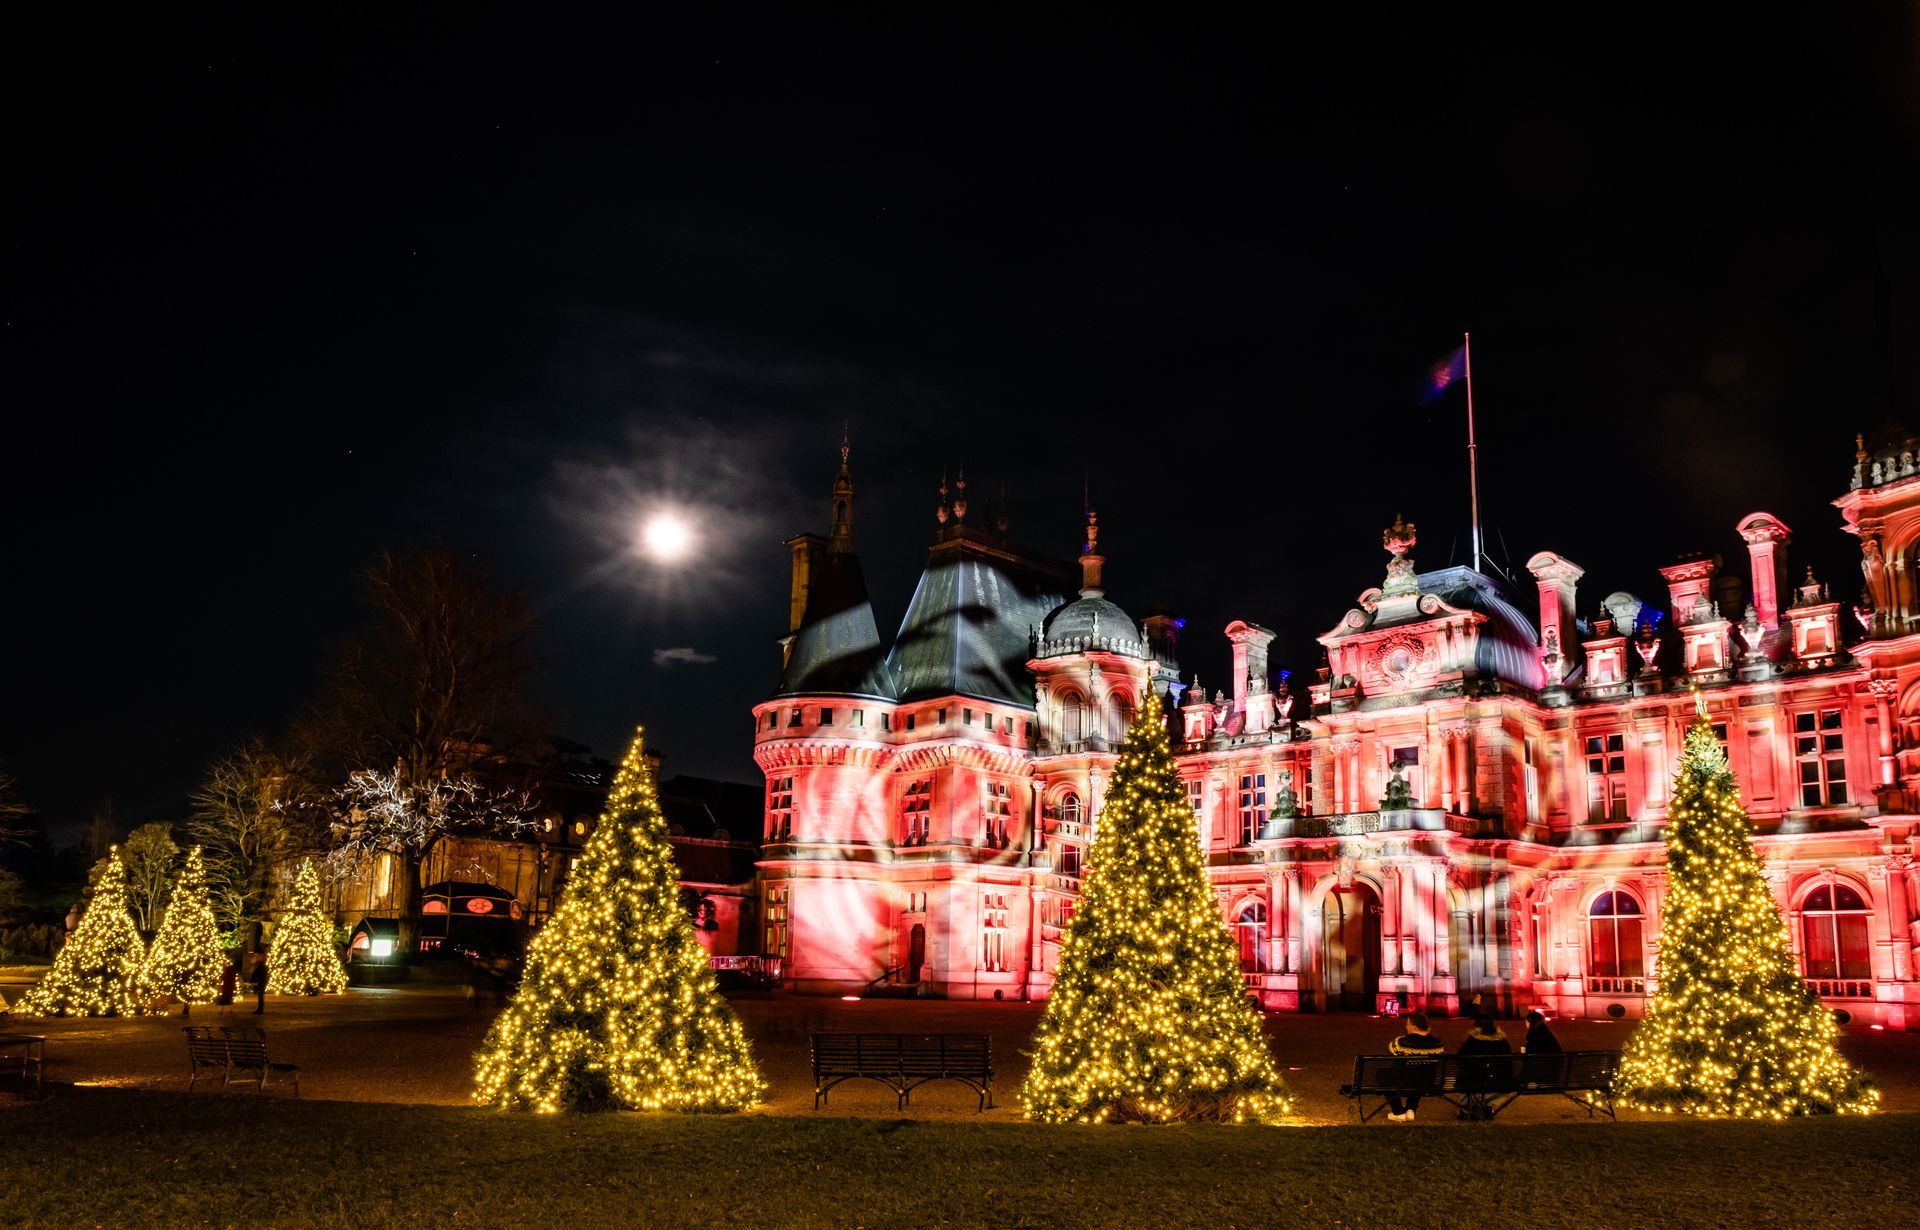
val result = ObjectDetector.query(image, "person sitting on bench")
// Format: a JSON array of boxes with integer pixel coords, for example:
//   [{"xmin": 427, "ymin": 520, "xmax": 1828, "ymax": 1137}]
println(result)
[
  {"xmin": 1456, "ymin": 1014, "xmax": 1513, "ymax": 1120},
  {"xmin": 1523, "ymin": 1009, "xmax": 1562, "ymax": 1054},
  {"xmin": 1386, "ymin": 1012, "xmax": 1445, "ymax": 1122}
]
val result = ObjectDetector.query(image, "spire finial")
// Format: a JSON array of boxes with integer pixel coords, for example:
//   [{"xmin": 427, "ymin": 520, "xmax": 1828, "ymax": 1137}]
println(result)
[
  {"xmin": 1079, "ymin": 505, "xmax": 1105, "ymax": 596},
  {"xmin": 953, "ymin": 463, "xmax": 968, "ymax": 522},
  {"xmin": 936, "ymin": 469, "xmax": 950, "ymax": 525},
  {"xmin": 828, "ymin": 427, "xmax": 855, "ymax": 550},
  {"xmin": 840, "ymin": 420, "xmax": 850, "ymax": 469}
]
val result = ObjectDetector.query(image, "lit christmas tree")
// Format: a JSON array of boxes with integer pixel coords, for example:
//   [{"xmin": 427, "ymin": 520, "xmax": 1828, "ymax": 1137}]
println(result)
[
  {"xmin": 1616, "ymin": 698, "xmax": 1878, "ymax": 1117},
  {"xmin": 140, "ymin": 845, "xmax": 226, "ymax": 1011},
  {"xmin": 1022, "ymin": 693, "xmax": 1293, "ymax": 1124},
  {"xmin": 474, "ymin": 727, "xmax": 766, "ymax": 1113},
  {"xmin": 16, "ymin": 846, "xmax": 151, "ymax": 1017},
  {"xmin": 266, "ymin": 859, "xmax": 349, "ymax": 995}
]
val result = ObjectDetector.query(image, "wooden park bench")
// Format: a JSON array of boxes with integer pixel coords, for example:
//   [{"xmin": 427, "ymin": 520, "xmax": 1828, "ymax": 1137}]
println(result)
[
  {"xmin": 184, "ymin": 1026, "xmax": 301, "ymax": 1096},
  {"xmin": 811, "ymin": 1033, "xmax": 995, "ymax": 1111},
  {"xmin": 1339, "ymin": 1050, "xmax": 1619, "ymax": 1123},
  {"xmin": 0, "ymin": 1032, "xmax": 46, "ymax": 1100}
]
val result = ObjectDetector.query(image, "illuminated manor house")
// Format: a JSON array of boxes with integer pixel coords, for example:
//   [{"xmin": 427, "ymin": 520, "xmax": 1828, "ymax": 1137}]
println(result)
[{"xmin": 753, "ymin": 439, "xmax": 1920, "ymax": 1029}]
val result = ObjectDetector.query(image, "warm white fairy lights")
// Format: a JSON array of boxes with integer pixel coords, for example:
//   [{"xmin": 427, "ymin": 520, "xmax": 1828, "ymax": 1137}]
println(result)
[
  {"xmin": 140, "ymin": 845, "xmax": 226, "ymax": 1006},
  {"xmin": 1615, "ymin": 697, "xmax": 1878, "ymax": 1118},
  {"xmin": 473, "ymin": 726, "xmax": 766, "ymax": 1114},
  {"xmin": 16, "ymin": 846, "xmax": 151, "ymax": 1018},
  {"xmin": 1021, "ymin": 692, "xmax": 1293, "ymax": 1125},
  {"xmin": 266, "ymin": 859, "xmax": 349, "ymax": 995}
]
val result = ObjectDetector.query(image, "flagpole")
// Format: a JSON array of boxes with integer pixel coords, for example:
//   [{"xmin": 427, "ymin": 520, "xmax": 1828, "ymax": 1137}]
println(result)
[{"xmin": 1464, "ymin": 331, "xmax": 1482, "ymax": 574}]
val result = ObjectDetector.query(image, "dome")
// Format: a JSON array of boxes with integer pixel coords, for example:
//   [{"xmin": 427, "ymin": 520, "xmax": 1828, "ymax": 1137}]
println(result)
[{"xmin": 1043, "ymin": 595, "xmax": 1140, "ymax": 644}]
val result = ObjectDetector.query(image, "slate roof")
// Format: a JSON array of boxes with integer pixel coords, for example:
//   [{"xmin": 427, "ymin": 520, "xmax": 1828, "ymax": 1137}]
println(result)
[
  {"xmin": 1043, "ymin": 594, "xmax": 1140, "ymax": 643},
  {"xmin": 886, "ymin": 529, "xmax": 1075, "ymax": 706},
  {"xmin": 1417, "ymin": 565, "xmax": 1546, "ymax": 690},
  {"xmin": 772, "ymin": 550, "xmax": 896, "ymax": 700}
]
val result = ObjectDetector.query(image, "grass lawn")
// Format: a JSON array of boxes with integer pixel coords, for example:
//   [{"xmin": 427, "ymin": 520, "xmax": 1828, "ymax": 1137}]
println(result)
[{"xmin": 3, "ymin": 1090, "xmax": 1917, "ymax": 1229}]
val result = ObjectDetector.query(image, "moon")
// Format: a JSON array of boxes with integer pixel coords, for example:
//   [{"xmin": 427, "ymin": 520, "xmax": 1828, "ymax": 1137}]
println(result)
[{"xmin": 640, "ymin": 511, "xmax": 695, "ymax": 563}]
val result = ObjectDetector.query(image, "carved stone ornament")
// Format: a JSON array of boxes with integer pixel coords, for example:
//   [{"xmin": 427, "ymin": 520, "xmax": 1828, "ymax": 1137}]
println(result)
[{"xmin": 1371, "ymin": 632, "xmax": 1432, "ymax": 689}]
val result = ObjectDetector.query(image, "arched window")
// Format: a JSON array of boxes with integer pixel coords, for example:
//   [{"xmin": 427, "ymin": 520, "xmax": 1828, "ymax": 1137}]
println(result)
[
  {"xmin": 1587, "ymin": 890, "xmax": 1644, "ymax": 980},
  {"xmin": 1235, "ymin": 901, "xmax": 1269, "ymax": 973},
  {"xmin": 1109, "ymin": 695, "xmax": 1131, "ymax": 742},
  {"xmin": 1802, "ymin": 883, "xmax": 1872, "ymax": 981},
  {"xmin": 1062, "ymin": 696, "xmax": 1083, "ymax": 743},
  {"xmin": 1060, "ymin": 792, "xmax": 1081, "ymax": 826}
]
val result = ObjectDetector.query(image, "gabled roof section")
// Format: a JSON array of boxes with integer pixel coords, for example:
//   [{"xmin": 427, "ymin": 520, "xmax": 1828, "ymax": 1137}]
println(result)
[
  {"xmin": 887, "ymin": 528, "xmax": 1074, "ymax": 706},
  {"xmin": 772, "ymin": 549, "xmax": 896, "ymax": 700}
]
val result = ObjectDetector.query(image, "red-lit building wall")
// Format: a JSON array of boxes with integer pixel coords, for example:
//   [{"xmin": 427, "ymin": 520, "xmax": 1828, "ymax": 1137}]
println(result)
[{"xmin": 756, "ymin": 444, "xmax": 1920, "ymax": 1028}]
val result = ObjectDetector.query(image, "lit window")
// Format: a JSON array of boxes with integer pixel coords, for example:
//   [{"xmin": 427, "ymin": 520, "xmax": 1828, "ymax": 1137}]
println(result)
[
  {"xmin": 1584, "ymin": 733, "xmax": 1628, "ymax": 823},
  {"xmin": 901, "ymin": 778, "xmax": 932, "ymax": 846},
  {"xmin": 983, "ymin": 782, "xmax": 1013, "ymax": 849},
  {"xmin": 767, "ymin": 777, "xmax": 794, "ymax": 841},
  {"xmin": 1238, "ymin": 773, "xmax": 1267, "ymax": 845},
  {"xmin": 1003, "ymin": 716, "xmax": 1014, "ymax": 736},
  {"xmin": 1801, "ymin": 883, "xmax": 1871, "ymax": 981},
  {"xmin": 1795, "ymin": 709, "xmax": 1849, "ymax": 806},
  {"xmin": 765, "ymin": 887, "xmax": 789, "ymax": 959},
  {"xmin": 853, "ymin": 709, "xmax": 865, "ymax": 728},
  {"xmin": 982, "ymin": 893, "xmax": 1011, "ymax": 972},
  {"xmin": 1236, "ymin": 900, "xmax": 1269, "ymax": 973},
  {"xmin": 1587, "ymin": 890, "xmax": 1644, "ymax": 980},
  {"xmin": 1057, "ymin": 843, "xmax": 1081, "ymax": 877},
  {"xmin": 1185, "ymin": 778, "xmax": 1204, "ymax": 821}
]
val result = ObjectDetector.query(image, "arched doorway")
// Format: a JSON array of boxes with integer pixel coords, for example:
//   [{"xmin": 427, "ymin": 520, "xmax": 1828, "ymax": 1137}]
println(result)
[
  {"xmin": 1321, "ymin": 882, "xmax": 1381, "ymax": 1012},
  {"xmin": 907, "ymin": 923, "xmax": 927, "ymax": 983}
]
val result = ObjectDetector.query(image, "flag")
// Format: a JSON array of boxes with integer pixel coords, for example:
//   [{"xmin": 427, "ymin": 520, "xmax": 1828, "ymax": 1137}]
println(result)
[{"xmin": 1420, "ymin": 344, "xmax": 1466, "ymax": 404}]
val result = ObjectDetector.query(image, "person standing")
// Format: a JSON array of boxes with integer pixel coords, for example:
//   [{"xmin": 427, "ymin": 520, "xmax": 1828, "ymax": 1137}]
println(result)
[
  {"xmin": 1385, "ymin": 1012, "xmax": 1445, "ymax": 1122},
  {"xmin": 1523, "ymin": 1009, "xmax": 1562, "ymax": 1054},
  {"xmin": 216, "ymin": 959, "xmax": 238, "ymax": 1012},
  {"xmin": 249, "ymin": 955, "xmax": 269, "ymax": 1015}
]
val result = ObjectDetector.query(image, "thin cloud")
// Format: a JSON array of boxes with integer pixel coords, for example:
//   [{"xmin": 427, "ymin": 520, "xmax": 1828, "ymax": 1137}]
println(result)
[{"xmin": 653, "ymin": 646, "xmax": 718, "ymax": 668}]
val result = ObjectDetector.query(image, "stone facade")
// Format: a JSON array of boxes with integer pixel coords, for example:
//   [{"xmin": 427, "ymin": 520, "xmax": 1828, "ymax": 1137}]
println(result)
[{"xmin": 754, "ymin": 436, "xmax": 1920, "ymax": 1027}]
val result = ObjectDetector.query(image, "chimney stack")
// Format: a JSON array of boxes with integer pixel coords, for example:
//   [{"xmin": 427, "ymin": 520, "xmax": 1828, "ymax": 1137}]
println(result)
[
  {"xmin": 1525, "ymin": 551, "xmax": 1584, "ymax": 683},
  {"xmin": 1735, "ymin": 512, "xmax": 1792, "ymax": 632}
]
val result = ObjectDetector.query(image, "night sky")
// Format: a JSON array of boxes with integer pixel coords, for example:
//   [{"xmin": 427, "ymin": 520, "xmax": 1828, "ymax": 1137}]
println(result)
[{"xmin": 8, "ymin": 9, "xmax": 1918, "ymax": 842}]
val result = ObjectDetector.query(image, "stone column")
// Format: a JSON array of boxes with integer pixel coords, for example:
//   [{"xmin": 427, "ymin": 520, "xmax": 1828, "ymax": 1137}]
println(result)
[
  {"xmin": 1880, "ymin": 857, "xmax": 1911, "ymax": 982},
  {"xmin": 1283, "ymin": 867, "xmax": 1304, "ymax": 975},
  {"xmin": 1871, "ymin": 679, "xmax": 1898, "ymax": 789}
]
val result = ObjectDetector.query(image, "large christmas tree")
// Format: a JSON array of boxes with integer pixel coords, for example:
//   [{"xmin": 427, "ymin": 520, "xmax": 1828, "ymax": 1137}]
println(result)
[
  {"xmin": 1617, "ymin": 699, "xmax": 1878, "ymax": 1117},
  {"xmin": 141, "ymin": 845, "xmax": 226, "ymax": 1010},
  {"xmin": 1022, "ymin": 693, "xmax": 1293, "ymax": 1124},
  {"xmin": 17, "ymin": 846, "xmax": 150, "ymax": 1017},
  {"xmin": 474, "ymin": 727, "xmax": 766, "ymax": 1113},
  {"xmin": 266, "ymin": 859, "xmax": 349, "ymax": 995}
]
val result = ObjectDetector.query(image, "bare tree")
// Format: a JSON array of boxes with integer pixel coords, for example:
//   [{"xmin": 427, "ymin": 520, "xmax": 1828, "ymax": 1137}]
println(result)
[
  {"xmin": 299, "ymin": 548, "xmax": 544, "ymax": 951},
  {"xmin": 118, "ymin": 822, "xmax": 180, "ymax": 932},
  {"xmin": 0, "ymin": 771, "xmax": 34, "ymax": 847},
  {"xmin": 187, "ymin": 739, "xmax": 330, "ymax": 944}
]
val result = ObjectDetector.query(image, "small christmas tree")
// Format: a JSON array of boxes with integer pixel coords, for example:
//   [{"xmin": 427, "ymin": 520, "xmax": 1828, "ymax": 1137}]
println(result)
[
  {"xmin": 266, "ymin": 859, "xmax": 349, "ymax": 995},
  {"xmin": 16, "ymin": 846, "xmax": 150, "ymax": 1017},
  {"xmin": 1617, "ymin": 699, "xmax": 1877, "ymax": 1116},
  {"xmin": 141, "ymin": 846, "xmax": 226, "ymax": 1011},
  {"xmin": 1022, "ymin": 693, "xmax": 1293, "ymax": 1123},
  {"xmin": 474, "ymin": 727, "xmax": 766, "ymax": 1113}
]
